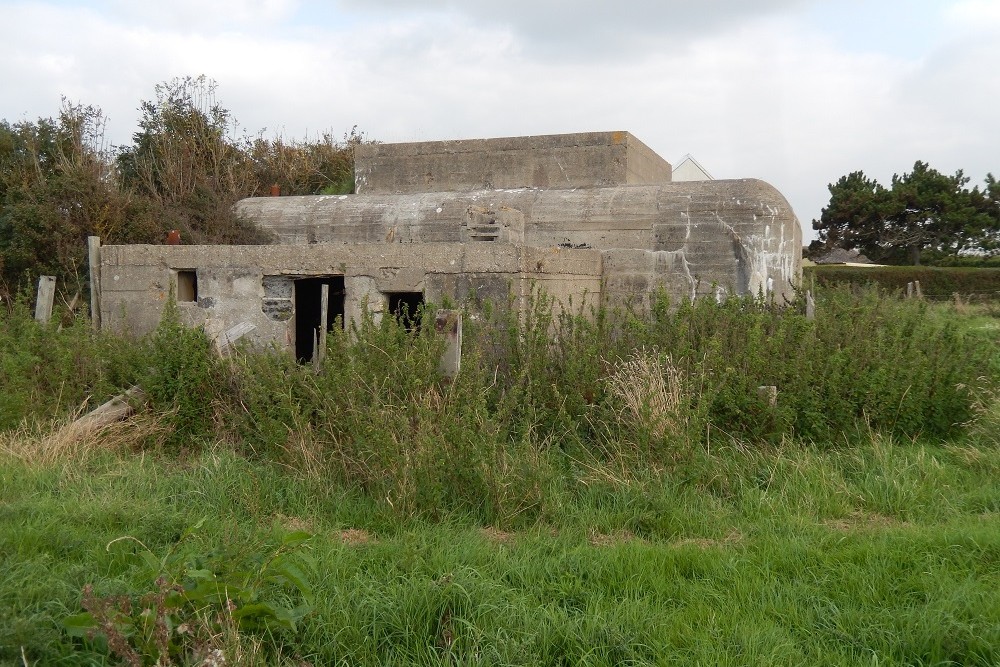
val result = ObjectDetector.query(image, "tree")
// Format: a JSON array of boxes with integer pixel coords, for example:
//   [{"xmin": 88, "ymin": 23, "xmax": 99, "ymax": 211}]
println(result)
[
  {"xmin": 812, "ymin": 161, "xmax": 1000, "ymax": 265},
  {"xmin": 116, "ymin": 76, "xmax": 268, "ymax": 244},
  {"xmin": 0, "ymin": 75, "xmax": 371, "ymax": 298},
  {"xmin": 0, "ymin": 102, "xmax": 154, "ymax": 296},
  {"xmin": 249, "ymin": 125, "xmax": 368, "ymax": 197}
]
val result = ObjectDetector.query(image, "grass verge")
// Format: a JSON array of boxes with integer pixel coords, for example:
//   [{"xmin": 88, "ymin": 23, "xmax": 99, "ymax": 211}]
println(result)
[{"xmin": 2, "ymin": 431, "xmax": 999, "ymax": 666}]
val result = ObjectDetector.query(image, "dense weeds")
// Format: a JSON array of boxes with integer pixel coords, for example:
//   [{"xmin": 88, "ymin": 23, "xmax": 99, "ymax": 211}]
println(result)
[{"xmin": 2, "ymin": 285, "xmax": 996, "ymax": 523}]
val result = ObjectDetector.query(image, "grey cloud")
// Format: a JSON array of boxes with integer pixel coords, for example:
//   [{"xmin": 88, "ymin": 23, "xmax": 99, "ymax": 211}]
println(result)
[{"xmin": 335, "ymin": 0, "xmax": 811, "ymax": 56}]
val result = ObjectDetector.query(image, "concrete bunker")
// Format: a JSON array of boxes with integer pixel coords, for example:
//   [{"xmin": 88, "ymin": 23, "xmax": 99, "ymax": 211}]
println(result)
[{"xmin": 95, "ymin": 131, "xmax": 802, "ymax": 356}]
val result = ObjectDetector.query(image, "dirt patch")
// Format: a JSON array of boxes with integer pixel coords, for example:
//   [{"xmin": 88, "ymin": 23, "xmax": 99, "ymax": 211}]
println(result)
[
  {"xmin": 336, "ymin": 528, "xmax": 374, "ymax": 545},
  {"xmin": 479, "ymin": 527, "xmax": 515, "ymax": 545},
  {"xmin": 822, "ymin": 511, "xmax": 910, "ymax": 532},
  {"xmin": 274, "ymin": 513, "xmax": 314, "ymax": 533}
]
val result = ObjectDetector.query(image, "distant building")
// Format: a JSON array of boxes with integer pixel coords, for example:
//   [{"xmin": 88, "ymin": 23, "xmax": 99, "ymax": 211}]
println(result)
[
  {"xmin": 672, "ymin": 154, "xmax": 714, "ymax": 181},
  {"xmin": 812, "ymin": 248, "xmax": 875, "ymax": 265}
]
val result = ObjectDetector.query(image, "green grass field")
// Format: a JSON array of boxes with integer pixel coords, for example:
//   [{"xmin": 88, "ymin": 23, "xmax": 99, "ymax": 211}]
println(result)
[
  {"xmin": 3, "ymin": 427, "xmax": 1000, "ymax": 665},
  {"xmin": 2, "ymin": 293, "xmax": 999, "ymax": 665}
]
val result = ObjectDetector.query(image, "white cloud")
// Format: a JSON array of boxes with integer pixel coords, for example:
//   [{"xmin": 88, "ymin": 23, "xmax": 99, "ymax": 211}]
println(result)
[
  {"xmin": 105, "ymin": 0, "xmax": 301, "ymax": 30},
  {"xmin": 1, "ymin": 0, "xmax": 998, "ymax": 240},
  {"xmin": 947, "ymin": 0, "xmax": 1000, "ymax": 25}
]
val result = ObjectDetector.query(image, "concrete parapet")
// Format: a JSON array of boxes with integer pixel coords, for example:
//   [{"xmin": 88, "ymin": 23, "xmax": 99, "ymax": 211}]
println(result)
[{"xmin": 353, "ymin": 131, "xmax": 671, "ymax": 195}]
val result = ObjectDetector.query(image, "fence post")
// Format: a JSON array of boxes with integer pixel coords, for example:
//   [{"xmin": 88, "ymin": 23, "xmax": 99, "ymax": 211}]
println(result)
[
  {"xmin": 435, "ymin": 310, "xmax": 462, "ymax": 379},
  {"xmin": 757, "ymin": 385, "xmax": 778, "ymax": 407},
  {"xmin": 88, "ymin": 236, "xmax": 102, "ymax": 330},
  {"xmin": 314, "ymin": 283, "xmax": 330, "ymax": 369},
  {"xmin": 34, "ymin": 275, "xmax": 56, "ymax": 323}
]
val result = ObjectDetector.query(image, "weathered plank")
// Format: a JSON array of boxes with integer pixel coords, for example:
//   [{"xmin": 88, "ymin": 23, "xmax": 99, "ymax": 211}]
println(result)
[{"xmin": 73, "ymin": 386, "xmax": 147, "ymax": 432}]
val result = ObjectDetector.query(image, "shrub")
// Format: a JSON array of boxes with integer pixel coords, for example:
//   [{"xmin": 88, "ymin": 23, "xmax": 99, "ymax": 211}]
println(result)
[
  {"xmin": 457, "ymin": 285, "xmax": 989, "ymax": 445},
  {"xmin": 806, "ymin": 265, "xmax": 1000, "ymax": 300},
  {"xmin": 0, "ymin": 294, "xmax": 145, "ymax": 430},
  {"xmin": 141, "ymin": 298, "xmax": 221, "ymax": 450},
  {"xmin": 4, "ymin": 283, "xmax": 994, "ymax": 521}
]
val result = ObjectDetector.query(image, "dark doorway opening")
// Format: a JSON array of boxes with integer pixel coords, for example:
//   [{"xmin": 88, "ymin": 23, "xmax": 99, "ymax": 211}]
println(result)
[
  {"xmin": 387, "ymin": 291, "xmax": 424, "ymax": 331},
  {"xmin": 294, "ymin": 276, "xmax": 345, "ymax": 362}
]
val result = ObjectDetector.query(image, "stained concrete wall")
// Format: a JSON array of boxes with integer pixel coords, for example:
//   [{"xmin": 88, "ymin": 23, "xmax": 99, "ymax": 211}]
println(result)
[
  {"xmin": 237, "ymin": 178, "xmax": 802, "ymax": 303},
  {"xmin": 98, "ymin": 243, "xmax": 602, "ymax": 343},
  {"xmin": 102, "ymin": 131, "xmax": 801, "ymax": 354},
  {"xmin": 353, "ymin": 131, "xmax": 671, "ymax": 195}
]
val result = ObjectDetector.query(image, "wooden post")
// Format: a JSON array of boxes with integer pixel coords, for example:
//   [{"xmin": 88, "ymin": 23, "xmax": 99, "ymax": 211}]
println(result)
[
  {"xmin": 435, "ymin": 310, "xmax": 462, "ymax": 379},
  {"xmin": 757, "ymin": 385, "xmax": 778, "ymax": 407},
  {"xmin": 914, "ymin": 280, "xmax": 923, "ymax": 299},
  {"xmin": 87, "ymin": 236, "xmax": 102, "ymax": 330},
  {"xmin": 314, "ymin": 283, "xmax": 329, "ymax": 368},
  {"xmin": 34, "ymin": 275, "xmax": 56, "ymax": 323},
  {"xmin": 805, "ymin": 290, "xmax": 815, "ymax": 320},
  {"xmin": 906, "ymin": 282, "xmax": 914, "ymax": 299}
]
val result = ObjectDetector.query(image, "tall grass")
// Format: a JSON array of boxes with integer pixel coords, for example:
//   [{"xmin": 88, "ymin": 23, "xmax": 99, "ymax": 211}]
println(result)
[
  {"xmin": 3, "ymin": 436, "xmax": 1000, "ymax": 665},
  {"xmin": 2, "ymin": 285, "xmax": 996, "ymax": 520}
]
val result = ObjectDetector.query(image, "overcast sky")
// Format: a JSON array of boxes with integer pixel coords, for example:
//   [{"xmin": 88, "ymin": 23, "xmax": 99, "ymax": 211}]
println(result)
[{"xmin": 2, "ymin": 0, "xmax": 998, "ymax": 241}]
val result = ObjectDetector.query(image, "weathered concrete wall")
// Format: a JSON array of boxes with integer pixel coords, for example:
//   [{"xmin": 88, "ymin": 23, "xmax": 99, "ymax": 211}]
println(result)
[
  {"xmin": 104, "ymin": 130, "xmax": 802, "ymax": 354},
  {"xmin": 353, "ymin": 131, "xmax": 671, "ymax": 195},
  {"xmin": 598, "ymin": 179, "xmax": 802, "ymax": 305},
  {"xmin": 237, "ymin": 178, "xmax": 802, "ymax": 302},
  {"xmin": 98, "ymin": 243, "xmax": 602, "ymax": 344}
]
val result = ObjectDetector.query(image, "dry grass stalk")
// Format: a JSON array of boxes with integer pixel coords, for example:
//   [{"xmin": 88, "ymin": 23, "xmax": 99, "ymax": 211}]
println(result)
[
  {"xmin": 588, "ymin": 528, "xmax": 641, "ymax": 547},
  {"xmin": 957, "ymin": 377, "xmax": 1000, "ymax": 446},
  {"xmin": 0, "ymin": 414, "xmax": 165, "ymax": 467},
  {"xmin": 279, "ymin": 421, "xmax": 328, "ymax": 480},
  {"xmin": 604, "ymin": 349, "xmax": 688, "ymax": 441},
  {"xmin": 671, "ymin": 529, "xmax": 744, "ymax": 549},
  {"xmin": 337, "ymin": 528, "xmax": 374, "ymax": 546}
]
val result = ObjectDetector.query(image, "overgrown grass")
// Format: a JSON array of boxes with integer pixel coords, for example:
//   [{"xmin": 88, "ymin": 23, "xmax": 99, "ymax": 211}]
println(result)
[
  {"xmin": 0, "ymin": 298, "xmax": 146, "ymax": 431},
  {"xmin": 3, "ymin": 435, "xmax": 1000, "ymax": 665},
  {"xmin": 1, "ymin": 286, "xmax": 999, "ymax": 664}
]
